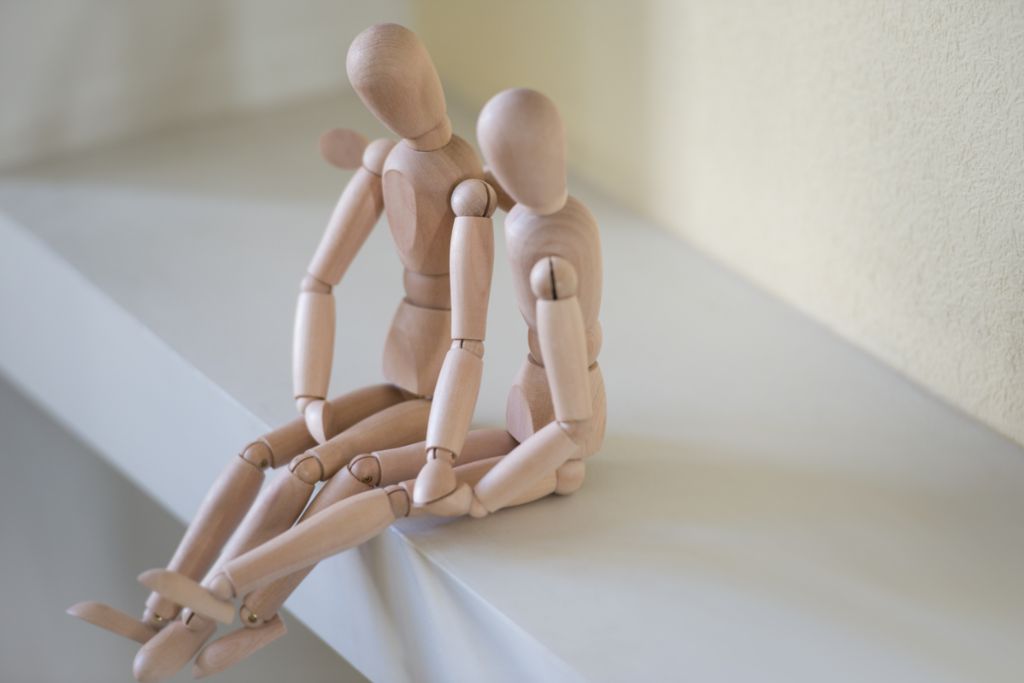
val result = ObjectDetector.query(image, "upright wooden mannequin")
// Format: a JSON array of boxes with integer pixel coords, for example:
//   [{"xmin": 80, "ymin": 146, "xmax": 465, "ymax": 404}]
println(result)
[
  {"xmin": 133, "ymin": 87, "xmax": 606, "ymax": 678},
  {"xmin": 68, "ymin": 23, "xmax": 491, "ymax": 683}
]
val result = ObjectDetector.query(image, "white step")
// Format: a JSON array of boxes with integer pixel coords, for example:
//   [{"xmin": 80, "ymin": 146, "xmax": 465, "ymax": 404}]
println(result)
[{"xmin": 1, "ymin": 93, "xmax": 1022, "ymax": 683}]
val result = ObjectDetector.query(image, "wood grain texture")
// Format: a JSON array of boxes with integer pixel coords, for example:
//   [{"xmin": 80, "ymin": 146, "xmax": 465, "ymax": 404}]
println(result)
[
  {"xmin": 504, "ymin": 196, "xmax": 602, "ymax": 358},
  {"xmin": 382, "ymin": 135, "xmax": 484, "ymax": 276},
  {"xmin": 346, "ymin": 23, "xmax": 452, "ymax": 151}
]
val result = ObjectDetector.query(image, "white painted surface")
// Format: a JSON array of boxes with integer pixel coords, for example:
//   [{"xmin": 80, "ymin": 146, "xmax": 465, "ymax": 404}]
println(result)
[
  {"xmin": 420, "ymin": 0, "xmax": 1024, "ymax": 447},
  {"xmin": 1, "ymin": 95, "xmax": 1022, "ymax": 682},
  {"xmin": 0, "ymin": 0, "xmax": 407, "ymax": 169}
]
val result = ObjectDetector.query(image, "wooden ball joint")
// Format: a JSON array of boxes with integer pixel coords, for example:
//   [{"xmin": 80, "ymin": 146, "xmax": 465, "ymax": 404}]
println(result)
[
  {"xmin": 68, "ymin": 22, "xmax": 604, "ymax": 683},
  {"xmin": 530, "ymin": 256, "xmax": 578, "ymax": 301}
]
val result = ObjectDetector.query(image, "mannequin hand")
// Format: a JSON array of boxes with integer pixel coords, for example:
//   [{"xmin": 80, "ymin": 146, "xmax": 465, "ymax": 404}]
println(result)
[
  {"xmin": 303, "ymin": 399, "xmax": 331, "ymax": 444},
  {"xmin": 412, "ymin": 451, "xmax": 458, "ymax": 505},
  {"xmin": 418, "ymin": 482, "xmax": 478, "ymax": 517}
]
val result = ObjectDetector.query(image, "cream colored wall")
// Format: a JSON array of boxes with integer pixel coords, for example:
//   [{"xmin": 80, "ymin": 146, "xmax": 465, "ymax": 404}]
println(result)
[
  {"xmin": 417, "ymin": 1, "xmax": 1024, "ymax": 446},
  {"xmin": 0, "ymin": 0, "xmax": 407, "ymax": 169}
]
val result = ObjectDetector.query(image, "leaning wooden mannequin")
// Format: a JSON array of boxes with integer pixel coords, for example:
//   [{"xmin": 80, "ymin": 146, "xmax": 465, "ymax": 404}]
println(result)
[
  {"xmin": 68, "ymin": 23, "xmax": 497, "ymax": 681},
  {"xmin": 139, "ymin": 86, "xmax": 606, "ymax": 679}
]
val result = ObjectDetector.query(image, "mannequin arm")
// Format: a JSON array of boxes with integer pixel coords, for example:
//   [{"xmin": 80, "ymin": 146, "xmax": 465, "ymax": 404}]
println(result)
[
  {"xmin": 413, "ymin": 180, "xmax": 498, "ymax": 504},
  {"xmin": 471, "ymin": 256, "xmax": 592, "ymax": 514},
  {"xmin": 293, "ymin": 133, "xmax": 395, "ymax": 441}
]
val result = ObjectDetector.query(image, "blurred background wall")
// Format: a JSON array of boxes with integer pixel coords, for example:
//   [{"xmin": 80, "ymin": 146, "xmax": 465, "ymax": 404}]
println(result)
[
  {"xmin": 2, "ymin": 1, "xmax": 1020, "ymax": 447},
  {"xmin": 0, "ymin": 0, "xmax": 406, "ymax": 169},
  {"xmin": 417, "ymin": 0, "xmax": 1024, "ymax": 447}
]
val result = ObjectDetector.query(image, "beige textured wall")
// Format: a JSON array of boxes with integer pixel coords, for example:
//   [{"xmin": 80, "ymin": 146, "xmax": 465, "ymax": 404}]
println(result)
[
  {"xmin": 0, "ymin": 0, "xmax": 407, "ymax": 169},
  {"xmin": 417, "ymin": 1, "xmax": 1024, "ymax": 446}
]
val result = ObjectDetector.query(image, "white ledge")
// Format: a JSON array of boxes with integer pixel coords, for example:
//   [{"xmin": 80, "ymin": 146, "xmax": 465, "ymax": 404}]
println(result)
[{"xmin": 1, "ymin": 94, "xmax": 1022, "ymax": 683}]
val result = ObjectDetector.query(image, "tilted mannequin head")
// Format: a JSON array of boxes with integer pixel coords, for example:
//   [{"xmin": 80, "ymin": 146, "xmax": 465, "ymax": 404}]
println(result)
[
  {"xmin": 346, "ymin": 23, "xmax": 452, "ymax": 151},
  {"xmin": 477, "ymin": 88, "xmax": 568, "ymax": 216}
]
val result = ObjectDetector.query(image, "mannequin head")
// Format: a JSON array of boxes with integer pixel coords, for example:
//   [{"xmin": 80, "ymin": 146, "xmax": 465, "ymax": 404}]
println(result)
[
  {"xmin": 346, "ymin": 24, "xmax": 451, "ymax": 150},
  {"xmin": 477, "ymin": 88, "xmax": 567, "ymax": 215}
]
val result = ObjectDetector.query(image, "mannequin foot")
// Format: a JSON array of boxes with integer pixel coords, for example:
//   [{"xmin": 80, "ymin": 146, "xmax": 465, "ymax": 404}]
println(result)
[
  {"xmin": 132, "ymin": 616, "xmax": 217, "ymax": 683},
  {"xmin": 193, "ymin": 616, "xmax": 287, "ymax": 678},
  {"xmin": 66, "ymin": 601, "xmax": 156, "ymax": 644},
  {"xmin": 138, "ymin": 569, "xmax": 235, "ymax": 624},
  {"xmin": 419, "ymin": 482, "xmax": 475, "ymax": 517}
]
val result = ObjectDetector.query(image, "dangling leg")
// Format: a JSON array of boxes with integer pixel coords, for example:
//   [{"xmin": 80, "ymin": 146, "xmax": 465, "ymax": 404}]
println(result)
[
  {"xmin": 144, "ymin": 446, "xmax": 577, "ymax": 634},
  {"xmin": 68, "ymin": 383, "xmax": 412, "ymax": 645},
  {"xmin": 132, "ymin": 397, "xmax": 430, "ymax": 683},
  {"xmin": 140, "ymin": 454, "xmax": 505, "ymax": 621},
  {"xmin": 193, "ymin": 429, "xmax": 517, "ymax": 678}
]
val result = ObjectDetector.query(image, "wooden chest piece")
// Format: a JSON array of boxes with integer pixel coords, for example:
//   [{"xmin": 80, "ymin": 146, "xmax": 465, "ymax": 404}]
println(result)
[{"xmin": 382, "ymin": 135, "xmax": 484, "ymax": 276}]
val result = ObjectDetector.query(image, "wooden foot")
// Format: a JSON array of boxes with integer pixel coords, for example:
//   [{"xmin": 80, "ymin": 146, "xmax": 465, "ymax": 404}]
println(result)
[
  {"xmin": 66, "ymin": 601, "xmax": 156, "ymax": 644},
  {"xmin": 132, "ymin": 616, "xmax": 216, "ymax": 683},
  {"xmin": 138, "ymin": 570, "xmax": 235, "ymax": 624},
  {"xmin": 193, "ymin": 616, "xmax": 287, "ymax": 679},
  {"xmin": 144, "ymin": 453, "xmax": 263, "ymax": 625}
]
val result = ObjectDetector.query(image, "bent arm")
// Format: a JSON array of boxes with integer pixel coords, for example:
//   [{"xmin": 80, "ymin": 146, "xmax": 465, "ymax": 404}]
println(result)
[
  {"xmin": 424, "ymin": 179, "xmax": 498, "ymax": 461},
  {"xmin": 470, "ymin": 256, "xmax": 592, "ymax": 513},
  {"xmin": 293, "ymin": 136, "xmax": 395, "ymax": 439}
]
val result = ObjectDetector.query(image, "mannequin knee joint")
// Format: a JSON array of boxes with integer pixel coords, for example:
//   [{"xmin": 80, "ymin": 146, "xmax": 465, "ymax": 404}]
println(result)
[
  {"xmin": 289, "ymin": 453, "xmax": 324, "ymax": 484},
  {"xmin": 240, "ymin": 441, "xmax": 274, "ymax": 469},
  {"xmin": 239, "ymin": 604, "xmax": 269, "ymax": 628},
  {"xmin": 555, "ymin": 459, "xmax": 586, "ymax": 495},
  {"xmin": 385, "ymin": 484, "xmax": 411, "ymax": 518},
  {"xmin": 348, "ymin": 454, "xmax": 382, "ymax": 487}
]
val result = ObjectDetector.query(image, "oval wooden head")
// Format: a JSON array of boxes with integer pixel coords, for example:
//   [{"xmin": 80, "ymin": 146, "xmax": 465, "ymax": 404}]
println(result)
[
  {"xmin": 478, "ymin": 88, "xmax": 568, "ymax": 215},
  {"xmin": 346, "ymin": 23, "xmax": 450, "ymax": 149}
]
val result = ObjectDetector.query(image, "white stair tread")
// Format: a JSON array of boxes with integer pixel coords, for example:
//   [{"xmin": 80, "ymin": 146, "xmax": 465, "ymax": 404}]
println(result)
[{"xmin": 1, "ymin": 93, "xmax": 1022, "ymax": 683}]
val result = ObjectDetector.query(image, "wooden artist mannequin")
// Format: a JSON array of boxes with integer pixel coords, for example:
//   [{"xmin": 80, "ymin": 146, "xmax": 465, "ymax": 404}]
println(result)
[
  {"xmin": 68, "ymin": 23, "xmax": 491, "ymax": 682},
  {"xmin": 135, "ymin": 87, "xmax": 606, "ymax": 679}
]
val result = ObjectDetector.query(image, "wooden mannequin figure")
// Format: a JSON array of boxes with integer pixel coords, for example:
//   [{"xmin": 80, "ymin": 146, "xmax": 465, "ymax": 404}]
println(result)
[
  {"xmin": 68, "ymin": 23, "xmax": 491, "ymax": 682},
  {"xmin": 137, "ymin": 87, "xmax": 606, "ymax": 679}
]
